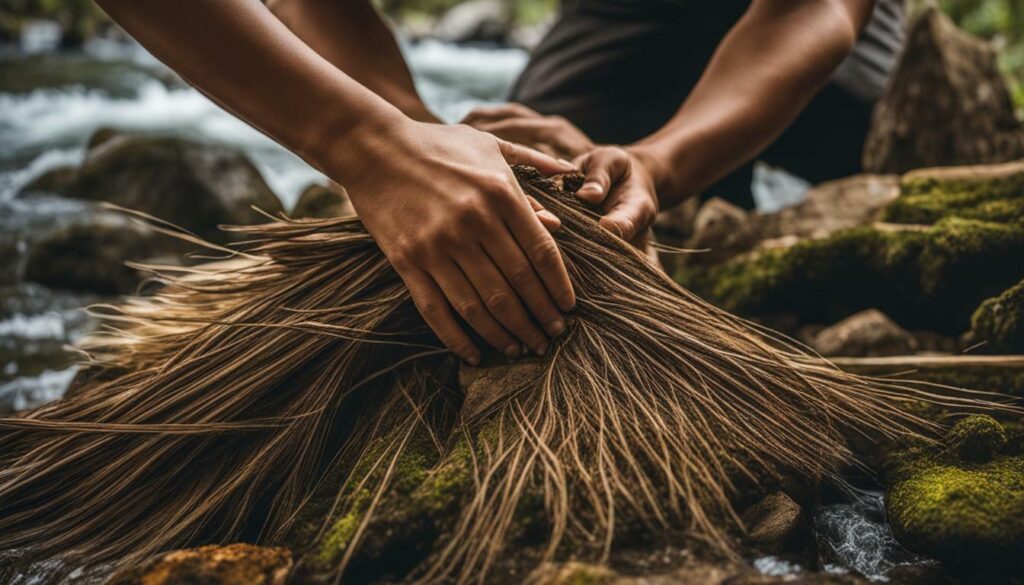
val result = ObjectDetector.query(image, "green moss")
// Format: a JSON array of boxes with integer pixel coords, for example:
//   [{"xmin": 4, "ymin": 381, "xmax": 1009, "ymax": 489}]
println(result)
[
  {"xmin": 972, "ymin": 278, "xmax": 1024, "ymax": 352},
  {"xmin": 886, "ymin": 170, "xmax": 1024, "ymax": 225},
  {"xmin": 883, "ymin": 418, "xmax": 1024, "ymax": 570},
  {"xmin": 944, "ymin": 415, "xmax": 1009, "ymax": 462},
  {"xmin": 679, "ymin": 218, "xmax": 1024, "ymax": 331}
]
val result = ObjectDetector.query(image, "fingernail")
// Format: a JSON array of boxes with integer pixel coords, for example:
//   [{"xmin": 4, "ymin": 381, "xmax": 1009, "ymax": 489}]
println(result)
[
  {"xmin": 548, "ymin": 319, "xmax": 566, "ymax": 337},
  {"xmin": 504, "ymin": 344, "xmax": 520, "ymax": 359},
  {"xmin": 465, "ymin": 354, "xmax": 480, "ymax": 366},
  {"xmin": 580, "ymin": 181, "xmax": 602, "ymax": 194}
]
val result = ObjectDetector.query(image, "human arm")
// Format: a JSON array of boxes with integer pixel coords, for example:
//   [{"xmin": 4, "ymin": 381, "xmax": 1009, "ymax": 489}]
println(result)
[
  {"xmin": 268, "ymin": 0, "xmax": 439, "ymax": 122},
  {"xmin": 95, "ymin": 0, "xmax": 576, "ymax": 364},
  {"xmin": 465, "ymin": 0, "xmax": 875, "ymax": 242},
  {"xmin": 629, "ymin": 0, "xmax": 876, "ymax": 209}
]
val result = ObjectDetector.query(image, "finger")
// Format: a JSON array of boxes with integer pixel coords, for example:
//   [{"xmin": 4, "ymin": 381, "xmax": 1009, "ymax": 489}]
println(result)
[
  {"xmin": 456, "ymin": 245, "xmax": 553, "ymax": 355},
  {"xmin": 461, "ymin": 102, "xmax": 541, "ymax": 125},
  {"xmin": 402, "ymin": 268, "xmax": 481, "ymax": 365},
  {"xmin": 527, "ymin": 195, "xmax": 561, "ymax": 232},
  {"xmin": 498, "ymin": 139, "xmax": 576, "ymax": 176},
  {"xmin": 476, "ymin": 118, "xmax": 551, "ymax": 146},
  {"xmin": 574, "ymin": 147, "xmax": 629, "ymax": 204},
  {"xmin": 497, "ymin": 184, "xmax": 576, "ymax": 312},
  {"xmin": 600, "ymin": 189, "xmax": 656, "ymax": 243},
  {"xmin": 432, "ymin": 260, "xmax": 522, "ymax": 359}
]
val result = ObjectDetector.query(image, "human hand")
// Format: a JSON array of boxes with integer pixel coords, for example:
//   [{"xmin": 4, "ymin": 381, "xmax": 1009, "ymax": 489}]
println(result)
[
  {"xmin": 462, "ymin": 103, "xmax": 595, "ymax": 160},
  {"xmin": 333, "ymin": 120, "xmax": 576, "ymax": 365},
  {"xmin": 572, "ymin": 146, "xmax": 660, "ymax": 247}
]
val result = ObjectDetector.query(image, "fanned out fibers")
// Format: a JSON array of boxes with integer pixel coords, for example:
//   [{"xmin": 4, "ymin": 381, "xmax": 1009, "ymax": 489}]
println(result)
[{"xmin": 0, "ymin": 167, "xmax": 1009, "ymax": 583}]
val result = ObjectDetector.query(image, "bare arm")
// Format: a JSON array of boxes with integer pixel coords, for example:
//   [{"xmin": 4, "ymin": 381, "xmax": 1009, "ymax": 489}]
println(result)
[
  {"xmin": 630, "ymin": 0, "xmax": 876, "ymax": 209},
  {"xmin": 268, "ymin": 0, "xmax": 439, "ymax": 122},
  {"xmin": 95, "ymin": 0, "xmax": 575, "ymax": 364},
  {"xmin": 465, "ymin": 0, "xmax": 876, "ymax": 243}
]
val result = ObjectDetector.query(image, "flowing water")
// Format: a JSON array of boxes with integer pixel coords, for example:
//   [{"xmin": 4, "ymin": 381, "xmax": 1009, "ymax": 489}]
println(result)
[{"xmin": 0, "ymin": 35, "xmax": 918, "ymax": 582}]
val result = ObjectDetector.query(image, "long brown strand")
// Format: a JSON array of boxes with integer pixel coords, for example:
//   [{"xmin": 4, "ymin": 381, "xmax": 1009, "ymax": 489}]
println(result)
[{"xmin": 0, "ymin": 167, "xmax": 1011, "ymax": 584}]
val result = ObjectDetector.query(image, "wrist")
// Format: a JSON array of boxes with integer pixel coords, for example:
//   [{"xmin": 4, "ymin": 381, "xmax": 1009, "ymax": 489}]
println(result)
[
  {"xmin": 304, "ymin": 100, "xmax": 411, "ymax": 188},
  {"xmin": 626, "ymin": 143, "xmax": 689, "ymax": 210}
]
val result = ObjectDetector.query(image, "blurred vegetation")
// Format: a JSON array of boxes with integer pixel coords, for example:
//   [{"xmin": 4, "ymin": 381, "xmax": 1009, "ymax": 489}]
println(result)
[
  {"xmin": 938, "ymin": 0, "xmax": 1024, "ymax": 110},
  {"xmin": 376, "ymin": 0, "xmax": 558, "ymax": 26},
  {"xmin": 0, "ymin": 0, "xmax": 107, "ymax": 46}
]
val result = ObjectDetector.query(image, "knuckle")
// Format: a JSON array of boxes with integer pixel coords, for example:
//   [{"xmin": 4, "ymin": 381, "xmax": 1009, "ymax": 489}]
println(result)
[
  {"xmin": 507, "ymin": 264, "xmax": 536, "ymax": 289},
  {"xmin": 482, "ymin": 289, "xmax": 514, "ymax": 312},
  {"xmin": 454, "ymin": 300, "xmax": 485, "ymax": 322},
  {"xmin": 529, "ymin": 239, "xmax": 561, "ymax": 269}
]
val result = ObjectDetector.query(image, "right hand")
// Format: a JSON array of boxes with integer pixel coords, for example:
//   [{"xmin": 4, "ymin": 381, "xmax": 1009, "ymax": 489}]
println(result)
[{"xmin": 333, "ymin": 120, "xmax": 577, "ymax": 365}]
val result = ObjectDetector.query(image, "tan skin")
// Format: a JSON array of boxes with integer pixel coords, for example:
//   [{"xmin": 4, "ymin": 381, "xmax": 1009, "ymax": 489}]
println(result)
[
  {"xmin": 95, "ymin": 0, "xmax": 588, "ymax": 366},
  {"xmin": 95, "ymin": 0, "xmax": 872, "ymax": 363},
  {"xmin": 269, "ymin": 0, "xmax": 875, "ymax": 244}
]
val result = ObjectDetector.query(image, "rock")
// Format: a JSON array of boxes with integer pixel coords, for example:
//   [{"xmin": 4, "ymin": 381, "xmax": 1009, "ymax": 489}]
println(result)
[
  {"xmin": 809, "ymin": 310, "xmax": 917, "ymax": 357},
  {"xmin": 752, "ymin": 175, "xmax": 900, "ymax": 242},
  {"xmin": 971, "ymin": 277, "xmax": 1024, "ymax": 354},
  {"xmin": 107, "ymin": 543, "xmax": 292, "ymax": 585},
  {"xmin": 944, "ymin": 415, "xmax": 1008, "ymax": 463},
  {"xmin": 885, "ymin": 160, "xmax": 1024, "ymax": 225},
  {"xmin": 884, "ymin": 417, "xmax": 1024, "ymax": 571},
  {"xmin": 686, "ymin": 198, "xmax": 757, "ymax": 265},
  {"xmin": 678, "ymin": 218, "xmax": 1024, "ymax": 332},
  {"xmin": 291, "ymin": 182, "xmax": 355, "ymax": 219},
  {"xmin": 654, "ymin": 197, "xmax": 701, "ymax": 240},
  {"xmin": 23, "ymin": 210, "xmax": 173, "ymax": 294},
  {"xmin": 19, "ymin": 133, "xmax": 283, "ymax": 242},
  {"xmin": 20, "ymin": 165, "xmax": 76, "ymax": 195},
  {"xmin": 863, "ymin": 8, "xmax": 1024, "ymax": 174},
  {"xmin": 86, "ymin": 126, "xmax": 121, "ymax": 150},
  {"xmin": 741, "ymin": 491, "xmax": 809, "ymax": 554},
  {"xmin": 432, "ymin": 0, "xmax": 510, "ymax": 45}
]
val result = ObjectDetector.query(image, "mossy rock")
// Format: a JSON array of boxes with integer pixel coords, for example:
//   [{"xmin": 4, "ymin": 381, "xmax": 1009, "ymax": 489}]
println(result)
[
  {"xmin": 678, "ymin": 218, "xmax": 1024, "ymax": 332},
  {"xmin": 107, "ymin": 544, "xmax": 292, "ymax": 585},
  {"xmin": 972, "ymin": 278, "xmax": 1024, "ymax": 353},
  {"xmin": 884, "ymin": 416, "xmax": 1024, "ymax": 571},
  {"xmin": 885, "ymin": 161, "xmax": 1024, "ymax": 225}
]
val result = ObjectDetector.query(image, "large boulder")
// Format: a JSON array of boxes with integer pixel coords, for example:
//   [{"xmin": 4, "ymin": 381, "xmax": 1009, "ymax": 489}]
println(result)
[
  {"xmin": 22, "ymin": 210, "xmax": 173, "ymax": 294},
  {"xmin": 884, "ymin": 416, "xmax": 1024, "ymax": 572},
  {"xmin": 679, "ymin": 161, "xmax": 1024, "ymax": 332},
  {"xmin": 20, "ymin": 132, "xmax": 282, "ymax": 242},
  {"xmin": 863, "ymin": 8, "xmax": 1024, "ymax": 174}
]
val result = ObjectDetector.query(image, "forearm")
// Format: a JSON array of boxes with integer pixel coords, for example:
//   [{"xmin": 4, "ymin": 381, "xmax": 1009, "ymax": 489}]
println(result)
[
  {"xmin": 269, "ymin": 0, "xmax": 439, "ymax": 122},
  {"xmin": 95, "ymin": 0, "xmax": 405, "ymax": 181},
  {"xmin": 632, "ymin": 0, "xmax": 873, "ymax": 208}
]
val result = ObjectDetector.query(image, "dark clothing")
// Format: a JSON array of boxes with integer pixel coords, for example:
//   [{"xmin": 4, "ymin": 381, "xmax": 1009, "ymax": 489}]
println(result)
[{"xmin": 509, "ymin": 0, "xmax": 906, "ymax": 208}]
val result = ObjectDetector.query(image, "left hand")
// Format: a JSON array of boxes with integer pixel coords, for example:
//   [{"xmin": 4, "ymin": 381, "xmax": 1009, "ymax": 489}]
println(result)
[
  {"xmin": 573, "ymin": 146, "xmax": 659, "ymax": 247},
  {"xmin": 462, "ymin": 103, "xmax": 595, "ymax": 160}
]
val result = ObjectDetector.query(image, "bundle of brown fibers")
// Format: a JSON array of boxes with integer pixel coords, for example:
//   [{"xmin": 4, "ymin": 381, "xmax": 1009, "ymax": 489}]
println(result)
[{"xmin": 0, "ymin": 167, "xmax": 1004, "ymax": 583}]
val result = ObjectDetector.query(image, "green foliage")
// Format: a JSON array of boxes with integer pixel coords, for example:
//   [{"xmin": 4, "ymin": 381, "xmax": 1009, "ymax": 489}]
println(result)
[{"xmin": 939, "ymin": 0, "xmax": 1024, "ymax": 110}]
